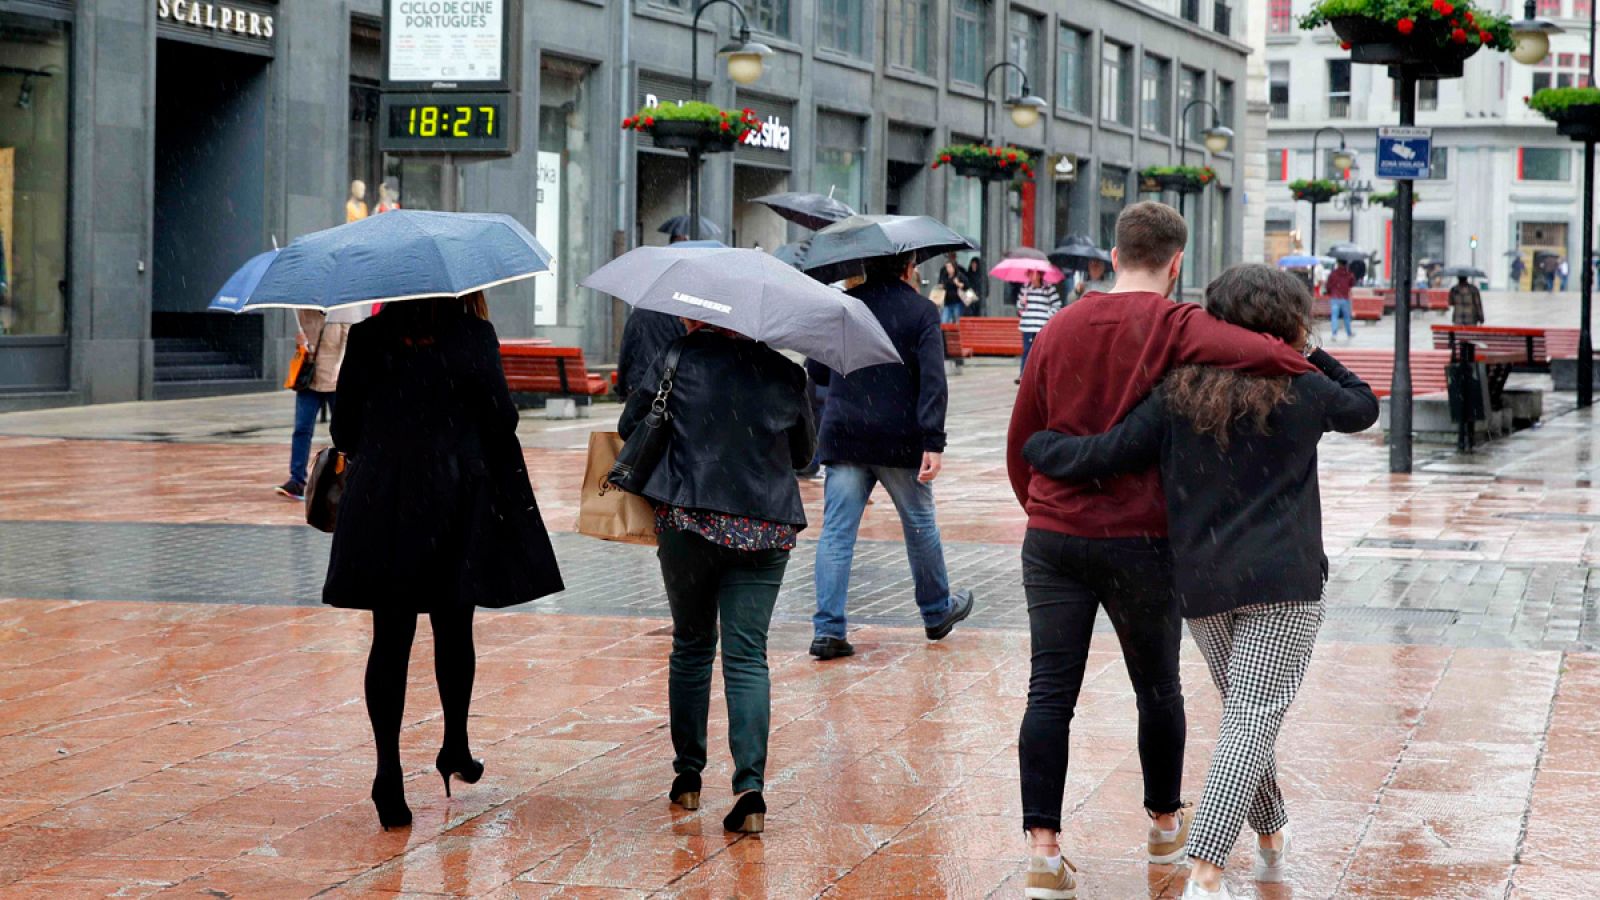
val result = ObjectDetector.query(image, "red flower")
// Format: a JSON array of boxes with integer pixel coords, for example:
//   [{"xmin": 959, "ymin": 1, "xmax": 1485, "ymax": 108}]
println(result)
[
  {"xmin": 1433, "ymin": 0, "xmax": 1454, "ymax": 14},
  {"xmin": 1480, "ymin": 29, "xmax": 1493, "ymax": 43},
  {"xmin": 1008, "ymin": 152, "xmax": 1018, "ymax": 161},
  {"xmin": 1465, "ymin": 10, "xmax": 1475, "ymax": 23},
  {"xmin": 998, "ymin": 158, "xmax": 1009, "ymax": 167},
  {"xmin": 720, "ymin": 120, "xmax": 731, "ymax": 131},
  {"xmin": 1397, "ymin": 17, "xmax": 1415, "ymax": 34},
  {"xmin": 742, "ymin": 108, "xmax": 755, "ymax": 117},
  {"xmin": 643, "ymin": 116, "xmax": 655, "ymax": 127},
  {"xmin": 1451, "ymin": 27, "xmax": 1468, "ymax": 44},
  {"xmin": 940, "ymin": 154, "xmax": 952, "ymax": 162},
  {"xmin": 1340, "ymin": 41, "xmax": 1352, "ymax": 49},
  {"xmin": 931, "ymin": 161, "xmax": 941, "ymax": 169}
]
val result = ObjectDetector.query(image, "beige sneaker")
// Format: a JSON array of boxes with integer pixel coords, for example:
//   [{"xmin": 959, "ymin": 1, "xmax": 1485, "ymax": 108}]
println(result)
[
  {"xmin": 1024, "ymin": 855, "xmax": 1078, "ymax": 900},
  {"xmin": 1148, "ymin": 802, "xmax": 1194, "ymax": 864}
]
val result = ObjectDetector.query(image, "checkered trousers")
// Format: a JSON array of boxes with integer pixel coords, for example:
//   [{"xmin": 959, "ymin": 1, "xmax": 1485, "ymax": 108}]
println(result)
[{"xmin": 1183, "ymin": 598, "xmax": 1325, "ymax": 868}]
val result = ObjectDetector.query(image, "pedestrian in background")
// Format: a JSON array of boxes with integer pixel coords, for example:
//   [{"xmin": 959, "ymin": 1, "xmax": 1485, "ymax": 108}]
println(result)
[
  {"xmin": 1323, "ymin": 259, "xmax": 1355, "ymax": 341},
  {"xmin": 277, "ymin": 306, "xmax": 360, "ymax": 501},
  {"xmin": 808, "ymin": 252, "xmax": 975, "ymax": 661},
  {"xmin": 938, "ymin": 253, "xmax": 970, "ymax": 324},
  {"xmin": 618, "ymin": 320, "xmax": 815, "ymax": 835},
  {"xmin": 325, "ymin": 292, "xmax": 565, "ymax": 831},
  {"xmin": 1559, "ymin": 257, "xmax": 1571, "ymax": 291},
  {"xmin": 1073, "ymin": 257, "xmax": 1114, "ymax": 301},
  {"xmin": 1349, "ymin": 257, "xmax": 1367, "ymax": 286},
  {"xmin": 1510, "ymin": 254, "xmax": 1527, "ymax": 290},
  {"xmin": 1449, "ymin": 274, "xmax": 1485, "ymax": 326},
  {"xmin": 967, "ymin": 255, "xmax": 988, "ymax": 314},
  {"xmin": 1005, "ymin": 203, "xmax": 1315, "ymax": 899},
  {"xmin": 1017, "ymin": 269, "xmax": 1062, "ymax": 384},
  {"xmin": 1023, "ymin": 264, "xmax": 1379, "ymax": 898}
]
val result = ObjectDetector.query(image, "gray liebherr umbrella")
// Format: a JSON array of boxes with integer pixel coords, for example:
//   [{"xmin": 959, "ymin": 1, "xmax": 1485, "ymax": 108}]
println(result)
[
  {"xmin": 580, "ymin": 246, "xmax": 901, "ymax": 374},
  {"xmin": 752, "ymin": 192, "xmax": 858, "ymax": 231},
  {"xmin": 801, "ymin": 214, "xmax": 974, "ymax": 285}
]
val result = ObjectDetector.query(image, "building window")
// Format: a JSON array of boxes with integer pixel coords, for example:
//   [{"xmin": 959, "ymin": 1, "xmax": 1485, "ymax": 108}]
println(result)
[
  {"xmin": 1328, "ymin": 60, "xmax": 1351, "ymax": 118},
  {"xmin": 818, "ymin": 0, "xmax": 865, "ymax": 57},
  {"xmin": 1536, "ymin": 0, "xmax": 1561, "ymax": 14},
  {"xmin": 815, "ymin": 112, "xmax": 866, "ymax": 212},
  {"xmin": 1268, "ymin": 149, "xmax": 1288, "ymax": 181},
  {"xmin": 1007, "ymin": 10, "xmax": 1043, "ymax": 97},
  {"xmin": 1393, "ymin": 76, "xmax": 1439, "ymax": 109},
  {"xmin": 1215, "ymin": 78, "xmax": 1235, "ymax": 131},
  {"xmin": 1099, "ymin": 165, "xmax": 1130, "ymax": 247},
  {"xmin": 1268, "ymin": 0, "xmax": 1294, "ymax": 33},
  {"xmin": 1520, "ymin": 147, "xmax": 1571, "ymax": 181},
  {"xmin": 747, "ymin": 0, "xmax": 790, "ymax": 38},
  {"xmin": 0, "ymin": 11, "xmax": 69, "ymax": 338},
  {"xmin": 1535, "ymin": 52, "xmax": 1593, "ymax": 91},
  {"xmin": 951, "ymin": 0, "xmax": 988, "ymax": 86},
  {"xmin": 1269, "ymin": 61, "xmax": 1289, "ymax": 119},
  {"xmin": 1103, "ymin": 41, "xmax": 1132, "ymax": 125},
  {"xmin": 1429, "ymin": 146, "xmax": 1449, "ymax": 179},
  {"xmin": 1179, "ymin": 67, "xmax": 1205, "ymax": 142},
  {"xmin": 1057, "ymin": 25, "xmax": 1092, "ymax": 115},
  {"xmin": 1579, "ymin": 0, "xmax": 1593, "ymax": 18},
  {"xmin": 1141, "ymin": 54, "xmax": 1171, "ymax": 136},
  {"xmin": 538, "ymin": 60, "xmax": 596, "ymax": 331},
  {"xmin": 886, "ymin": 0, "xmax": 931, "ymax": 73},
  {"xmin": 1213, "ymin": 2, "xmax": 1232, "ymax": 36},
  {"xmin": 1180, "ymin": 0, "xmax": 1201, "ymax": 23}
]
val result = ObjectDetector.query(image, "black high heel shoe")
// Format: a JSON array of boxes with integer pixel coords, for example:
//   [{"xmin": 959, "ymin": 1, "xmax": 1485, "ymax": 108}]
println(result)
[
  {"xmin": 435, "ymin": 748, "xmax": 485, "ymax": 798},
  {"xmin": 722, "ymin": 791, "xmax": 765, "ymax": 834},
  {"xmin": 371, "ymin": 774, "xmax": 412, "ymax": 831},
  {"xmin": 670, "ymin": 772, "xmax": 701, "ymax": 811}
]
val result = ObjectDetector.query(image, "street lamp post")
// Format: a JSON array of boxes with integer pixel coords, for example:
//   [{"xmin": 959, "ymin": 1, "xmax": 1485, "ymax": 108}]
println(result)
[
  {"xmin": 978, "ymin": 61, "xmax": 1047, "ymax": 314},
  {"xmin": 1334, "ymin": 168, "xmax": 1373, "ymax": 245},
  {"xmin": 1308, "ymin": 126, "xmax": 1354, "ymax": 257},
  {"xmin": 1175, "ymin": 99, "xmax": 1232, "ymax": 298},
  {"xmin": 685, "ymin": 0, "xmax": 772, "ymax": 240}
]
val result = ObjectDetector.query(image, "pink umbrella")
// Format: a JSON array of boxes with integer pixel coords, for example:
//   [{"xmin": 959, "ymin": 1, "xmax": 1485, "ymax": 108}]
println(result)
[{"xmin": 989, "ymin": 256, "xmax": 1065, "ymax": 284}]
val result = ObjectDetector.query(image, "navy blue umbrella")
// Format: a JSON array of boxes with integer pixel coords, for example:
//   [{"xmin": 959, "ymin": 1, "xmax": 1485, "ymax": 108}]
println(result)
[
  {"xmin": 207, "ymin": 249, "xmax": 279, "ymax": 312},
  {"xmin": 233, "ymin": 211, "xmax": 553, "ymax": 312}
]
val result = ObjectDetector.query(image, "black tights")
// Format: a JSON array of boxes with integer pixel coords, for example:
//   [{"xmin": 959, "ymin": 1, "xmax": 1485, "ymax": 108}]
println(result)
[{"xmin": 365, "ymin": 605, "xmax": 477, "ymax": 777}]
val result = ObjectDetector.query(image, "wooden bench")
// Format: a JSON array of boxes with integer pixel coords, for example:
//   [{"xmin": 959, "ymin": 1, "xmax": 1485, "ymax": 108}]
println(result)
[
  {"xmin": 1422, "ymin": 288, "xmax": 1451, "ymax": 312},
  {"xmin": 499, "ymin": 344, "xmax": 609, "ymax": 411},
  {"xmin": 1547, "ymin": 327, "xmax": 1580, "ymax": 360},
  {"xmin": 1431, "ymin": 325, "xmax": 1548, "ymax": 368},
  {"xmin": 1313, "ymin": 297, "xmax": 1384, "ymax": 322},
  {"xmin": 941, "ymin": 323, "xmax": 975, "ymax": 373},
  {"xmin": 1327, "ymin": 348, "xmax": 1453, "ymax": 398},
  {"xmin": 957, "ymin": 317, "xmax": 1024, "ymax": 356}
]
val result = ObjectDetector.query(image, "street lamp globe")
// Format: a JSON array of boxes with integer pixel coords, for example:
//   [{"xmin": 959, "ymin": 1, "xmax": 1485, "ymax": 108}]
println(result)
[
  {"xmin": 1008, "ymin": 92, "xmax": 1048, "ymax": 129},
  {"xmin": 720, "ymin": 35, "xmax": 772, "ymax": 85},
  {"xmin": 1203, "ymin": 124, "xmax": 1234, "ymax": 155},
  {"xmin": 1332, "ymin": 146, "xmax": 1356, "ymax": 172},
  {"xmin": 1509, "ymin": 0, "xmax": 1562, "ymax": 66}
]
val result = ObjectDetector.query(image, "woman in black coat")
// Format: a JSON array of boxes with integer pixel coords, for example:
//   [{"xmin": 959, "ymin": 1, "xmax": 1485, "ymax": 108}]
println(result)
[
  {"xmin": 618, "ymin": 322, "xmax": 814, "ymax": 835},
  {"xmin": 1023, "ymin": 265, "xmax": 1377, "ymax": 896},
  {"xmin": 325, "ymin": 292, "xmax": 564, "ymax": 830}
]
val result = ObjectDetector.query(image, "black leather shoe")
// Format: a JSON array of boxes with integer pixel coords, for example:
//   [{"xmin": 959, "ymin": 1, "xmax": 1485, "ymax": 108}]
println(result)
[
  {"xmin": 925, "ymin": 590, "xmax": 975, "ymax": 641},
  {"xmin": 809, "ymin": 636, "xmax": 855, "ymax": 660}
]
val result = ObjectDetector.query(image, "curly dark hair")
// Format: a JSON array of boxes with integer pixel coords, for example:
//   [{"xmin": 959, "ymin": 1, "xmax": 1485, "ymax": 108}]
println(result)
[{"xmin": 1165, "ymin": 265, "xmax": 1311, "ymax": 449}]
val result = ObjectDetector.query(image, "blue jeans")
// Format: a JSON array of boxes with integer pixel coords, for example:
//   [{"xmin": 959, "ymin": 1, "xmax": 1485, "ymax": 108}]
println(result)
[
  {"xmin": 1328, "ymin": 298, "xmax": 1353, "ymax": 338},
  {"xmin": 289, "ymin": 390, "xmax": 335, "ymax": 483},
  {"xmin": 813, "ymin": 463, "xmax": 953, "ymax": 639},
  {"xmin": 941, "ymin": 300, "xmax": 964, "ymax": 324},
  {"xmin": 1020, "ymin": 330, "xmax": 1038, "ymax": 374}
]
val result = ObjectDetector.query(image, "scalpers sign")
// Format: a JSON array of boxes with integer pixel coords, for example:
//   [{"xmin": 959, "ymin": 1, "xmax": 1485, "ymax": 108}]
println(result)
[
  {"xmin": 643, "ymin": 93, "xmax": 790, "ymax": 152},
  {"xmin": 156, "ymin": 0, "xmax": 275, "ymax": 39}
]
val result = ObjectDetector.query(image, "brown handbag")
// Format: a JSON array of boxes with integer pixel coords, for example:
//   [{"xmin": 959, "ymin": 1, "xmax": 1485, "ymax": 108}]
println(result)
[
  {"xmin": 304, "ymin": 447, "xmax": 347, "ymax": 533},
  {"xmin": 576, "ymin": 431, "xmax": 658, "ymax": 546}
]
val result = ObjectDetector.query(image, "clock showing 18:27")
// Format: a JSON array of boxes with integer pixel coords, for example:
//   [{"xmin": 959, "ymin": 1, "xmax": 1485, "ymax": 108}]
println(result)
[{"xmin": 378, "ymin": 92, "xmax": 518, "ymax": 155}]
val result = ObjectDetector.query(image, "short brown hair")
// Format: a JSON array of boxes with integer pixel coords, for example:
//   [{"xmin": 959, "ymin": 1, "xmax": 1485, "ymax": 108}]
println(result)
[{"xmin": 1114, "ymin": 202, "xmax": 1188, "ymax": 272}]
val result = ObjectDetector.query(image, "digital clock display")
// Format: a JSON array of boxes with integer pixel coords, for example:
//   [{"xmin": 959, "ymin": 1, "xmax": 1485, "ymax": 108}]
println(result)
[{"xmin": 378, "ymin": 91, "xmax": 516, "ymax": 155}]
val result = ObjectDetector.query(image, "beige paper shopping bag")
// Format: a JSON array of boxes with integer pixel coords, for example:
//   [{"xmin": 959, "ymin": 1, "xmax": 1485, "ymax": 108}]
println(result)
[{"xmin": 576, "ymin": 431, "xmax": 659, "ymax": 546}]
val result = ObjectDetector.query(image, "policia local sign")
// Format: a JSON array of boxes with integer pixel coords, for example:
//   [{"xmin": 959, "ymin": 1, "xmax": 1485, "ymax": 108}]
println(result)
[{"xmin": 380, "ymin": 0, "xmax": 520, "ymax": 156}]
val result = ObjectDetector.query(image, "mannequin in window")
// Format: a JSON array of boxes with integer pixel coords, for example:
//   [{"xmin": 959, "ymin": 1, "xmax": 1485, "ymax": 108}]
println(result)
[
  {"xmin": 346, "ymin": 180, "xmax": 369, "ymax": 223},
  {"xmin": 376, "ymin": 180, "xmax": 401, "ymax": 214}
]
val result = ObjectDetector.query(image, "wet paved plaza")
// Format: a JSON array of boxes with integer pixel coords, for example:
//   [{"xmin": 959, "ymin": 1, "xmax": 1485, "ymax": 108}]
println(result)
[{"xmin": 4, "ymin": 304, "xmax": 1600, "ymax": 897}]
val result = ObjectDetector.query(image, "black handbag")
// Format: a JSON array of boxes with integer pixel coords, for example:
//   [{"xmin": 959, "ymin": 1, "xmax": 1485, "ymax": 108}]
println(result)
[
  {"xmin": 608, "ymin": 339, "xmax": 685, "ymax": 494},
  {"xmin": 304, "ymin": 447, "xmax": 348, "ymax": 533},
  {"xmin": 291, "ymin": 319, "xmax": 329, "ymax": 393}
]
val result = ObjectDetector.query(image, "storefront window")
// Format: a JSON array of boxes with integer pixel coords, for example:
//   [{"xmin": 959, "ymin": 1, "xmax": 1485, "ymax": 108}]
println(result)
[
  {"xmin": 0, "ymin": 13, "xmax": 69, "ymax": 337},
  {"xmin": 945, "ymin": 169, "xmax": 982, "ymax": 249},
  {"xmin": 814, "ymin": 112, "xmax": 865, "ymax": 213},
  {"xmin": 540, "ymin": 61, "xmax": 596, "ymax": 330},
  {"xmin": 1099, "ymin": 165, "xmax": 1129, "ymax": 247}
]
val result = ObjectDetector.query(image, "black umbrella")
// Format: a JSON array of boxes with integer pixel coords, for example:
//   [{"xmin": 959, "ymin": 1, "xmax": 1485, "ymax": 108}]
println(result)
[
  {"xmin": 1048, "ymin": 235, "xmax": 1113, "ymax": 271},
  {"xmin": 658, "ymin": 215, "xmax": 723, "ymax": 239},
  {"xmin": 1437, "ymin": 265, "xmax": 1487, "ymax": 279},
  {"xmin": 801, "ymin": 215, "xmax": 974, "ymax": 284},
  {"xmin": 1325, "ymin": 243, "xmax": 1370, "ymax": 262},
  {"xmin": 752, "ymin": 192, "xmax": 857, "ymax": 231}
]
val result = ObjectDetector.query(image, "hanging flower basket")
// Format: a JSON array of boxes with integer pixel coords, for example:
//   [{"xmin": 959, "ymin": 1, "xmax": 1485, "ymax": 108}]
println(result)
[
  {"xmin": 932, "ymin": 144, "xmax": 1037, "ymax": 182},
  {"xmin": 1301, "ymin": 0, "xmax": 1515, "ymax": 79},
  {"xmin": 1289, "ymin": 178, "xmax": 1345, "ymax": 203},
  {"xmin": 1529, "ymin": 87, "xmax": 1600, "ymax": 142},
  {"xmin": 622, "ymin": 102, "xmax": 759, "ymax": 154},
  {"xmin": 1138, "ymin": 165, "xmax": 1217, "ymax": 195},
  {"xmin": 1369, "ymin": 189, "xmax": 1420, "ymax": 208}
]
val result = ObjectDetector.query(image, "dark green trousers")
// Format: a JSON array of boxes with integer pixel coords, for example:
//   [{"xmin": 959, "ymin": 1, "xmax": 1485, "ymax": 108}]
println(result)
[{"xmin": 657, "ymin": 527, "xmax": 788, "ymax": 794}]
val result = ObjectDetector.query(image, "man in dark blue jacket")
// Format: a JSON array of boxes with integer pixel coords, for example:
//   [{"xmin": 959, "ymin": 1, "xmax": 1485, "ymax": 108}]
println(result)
[{"xmin": 806, "ymin": 252, "xmax": 975, "ymax": 660}]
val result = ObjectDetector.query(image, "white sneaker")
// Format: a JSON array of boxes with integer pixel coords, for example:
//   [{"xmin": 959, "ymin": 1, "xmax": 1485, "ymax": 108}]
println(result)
[
  {"xmin": 1254, "ymin": 828, "xmax": 1291, "ymax": 883},
  {"xmin": 1181, "ymin": 877, "xmax": 1233, "ymax": 899}
]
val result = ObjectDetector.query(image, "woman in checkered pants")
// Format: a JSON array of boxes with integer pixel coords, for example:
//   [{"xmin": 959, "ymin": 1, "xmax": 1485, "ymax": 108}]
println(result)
[{"xmin": 1022, "ymin": 264, "xmax": 1378, "ymax": 899}]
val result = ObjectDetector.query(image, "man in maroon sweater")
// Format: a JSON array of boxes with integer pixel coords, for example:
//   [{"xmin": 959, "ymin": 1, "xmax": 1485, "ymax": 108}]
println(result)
[{"xmin": 1007, "ymin": 202, "xmax": 1314, "ymax": 896}]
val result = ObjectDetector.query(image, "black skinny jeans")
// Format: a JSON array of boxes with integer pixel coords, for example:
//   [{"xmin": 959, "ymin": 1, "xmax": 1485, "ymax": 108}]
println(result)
[
  {"xmin": 1018, "ymin": 529, "xmax": 1186, "ymax": 832},
  {"xmin": 366, "ymin": 605, "xmax": 476, "ymax": 777}
]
